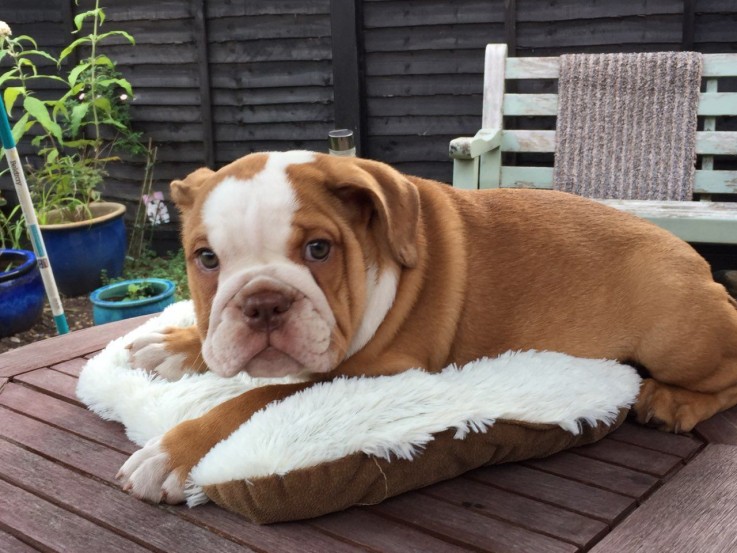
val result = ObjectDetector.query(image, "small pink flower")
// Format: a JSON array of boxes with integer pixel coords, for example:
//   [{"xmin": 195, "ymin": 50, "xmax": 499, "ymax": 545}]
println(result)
[{"xmin": 142, "ymin": 192, "xmax": 170, "ymax": 226}]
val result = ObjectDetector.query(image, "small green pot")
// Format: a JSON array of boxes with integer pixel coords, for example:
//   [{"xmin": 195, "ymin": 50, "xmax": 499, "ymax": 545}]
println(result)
[{"xmin": 90, "ymin": 278, "xmax": 175, "ymax": 325}]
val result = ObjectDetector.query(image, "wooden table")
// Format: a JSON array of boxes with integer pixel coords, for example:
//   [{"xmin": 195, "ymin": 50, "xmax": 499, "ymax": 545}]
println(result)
[{"xmin": 2, "ymin": 317, "xmax": 737, "ymax": 552}]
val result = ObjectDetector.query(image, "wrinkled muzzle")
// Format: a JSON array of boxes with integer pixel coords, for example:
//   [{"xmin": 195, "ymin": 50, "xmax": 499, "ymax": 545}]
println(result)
[{"xmin": 202, "ymin": 264, "xmax": 337, "ymax": 378}]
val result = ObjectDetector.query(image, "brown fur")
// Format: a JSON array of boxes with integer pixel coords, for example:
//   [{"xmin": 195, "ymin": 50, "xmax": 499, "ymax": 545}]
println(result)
[{"xmin": 154, "ymin": 153, "xmax": 737, "ymax": 489}]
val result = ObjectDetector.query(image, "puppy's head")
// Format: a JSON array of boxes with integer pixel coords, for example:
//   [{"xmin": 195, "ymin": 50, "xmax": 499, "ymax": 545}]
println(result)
[{"xmin": 171, "ymin": 151, "xmax": 420, "ymax": 378}]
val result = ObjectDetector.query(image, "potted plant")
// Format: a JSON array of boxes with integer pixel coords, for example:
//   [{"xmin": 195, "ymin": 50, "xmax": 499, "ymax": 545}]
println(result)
[
  {"xmin": 0, "ymin": 195, "xmax": 45, "ymax": 336},
  {"xmin": 0, "ymin": 1, "xmax": 144, "ymax": 296},
  {"xmin": 89, "ymin": 277, "xmax": 175, "ymax": 325},
  {"xmin": 0, "ymin": 244, "xmax": 45, "ymax": 337}
]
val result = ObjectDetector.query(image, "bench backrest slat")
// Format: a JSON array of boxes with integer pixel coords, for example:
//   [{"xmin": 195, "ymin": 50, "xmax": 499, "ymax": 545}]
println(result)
[
  {"xmin": 505, "ymin": 54, "xmax": 737, "ymax": 80},
  {"xmin": 503, "ymin": 93, "xmax": 737, "ymax": 117},
  {"xmin": 500, "ymin": 129, "xmax": 737, "ymax": 156}
]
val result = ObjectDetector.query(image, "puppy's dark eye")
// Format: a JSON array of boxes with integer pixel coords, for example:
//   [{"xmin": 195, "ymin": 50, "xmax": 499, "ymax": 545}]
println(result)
[
  {"xmin": 304, "ymin": 239, "xmax": 331, "ymax": 262},
  {"xmin": 196, "ymin": 248, "xmax": 219, "ymax": 270}
]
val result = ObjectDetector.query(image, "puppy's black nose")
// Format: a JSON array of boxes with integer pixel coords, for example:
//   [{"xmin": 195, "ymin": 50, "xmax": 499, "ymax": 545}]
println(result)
[{"xmin": 243, "ymin": 291, "xmax": 293, "ymax": 332}]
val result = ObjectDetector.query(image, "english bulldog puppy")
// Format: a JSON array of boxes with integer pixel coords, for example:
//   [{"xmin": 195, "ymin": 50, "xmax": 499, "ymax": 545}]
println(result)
[{"xmin": 119, "ymin": 151, "xmax": 737, "ymax": 504}]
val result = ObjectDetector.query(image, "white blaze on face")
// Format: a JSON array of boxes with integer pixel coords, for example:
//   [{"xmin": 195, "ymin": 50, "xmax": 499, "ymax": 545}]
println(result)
[{"xmin": 199, "ymin": 151, "xmax": 338, "ymax": 378}]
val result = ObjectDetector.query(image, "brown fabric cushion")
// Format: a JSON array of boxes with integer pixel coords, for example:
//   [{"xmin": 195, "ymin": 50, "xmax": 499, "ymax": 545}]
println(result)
[
  {"xmin": 204, "ymin": 409, "xmax": 628, "ymax": 524},
  {"xmin": 78, "ymin": 303, "xmax": 640, "ymax": 526}
]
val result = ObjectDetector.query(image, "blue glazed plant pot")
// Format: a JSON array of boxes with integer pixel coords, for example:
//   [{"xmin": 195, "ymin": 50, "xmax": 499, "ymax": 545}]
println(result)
[
  {"xmin": 40, "ymin": 202, "xmax": 127, "ymax": 297},
  {"xmin": 0, "ymin": 249, "xmax": 46, "ymax": 337},
  {"xmin": 90, "ymin": 278, "xmax": 176, "ymax": 325}
]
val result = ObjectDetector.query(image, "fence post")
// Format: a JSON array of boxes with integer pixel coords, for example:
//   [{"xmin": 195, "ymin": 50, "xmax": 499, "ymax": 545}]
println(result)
[
  {"xmin": 192, "ymin": 0, "xmax": 215, "ymax": 168},
  {"xmin": 329, "ymin": 0, "xmax": 364, "ymax": 156}
]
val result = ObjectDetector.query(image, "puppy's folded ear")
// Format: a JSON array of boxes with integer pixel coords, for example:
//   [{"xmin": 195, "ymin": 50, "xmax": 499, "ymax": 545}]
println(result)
[
  {"xmin": 329, "ymin": 158, "xmax": 421, "ymax": 268},
  {"xmin": 171, "ymin": 167, "xmax": 215, "ymax": 209}
]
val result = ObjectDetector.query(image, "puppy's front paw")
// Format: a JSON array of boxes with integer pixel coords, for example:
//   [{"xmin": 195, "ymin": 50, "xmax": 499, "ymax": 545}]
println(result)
[
  {"xmin": 116, "ymin": 437, "xmax": 186, "ymax": 504},
  {"xmin": 127, "ymin": 325, "xmax": 205, "ymax": 381}
]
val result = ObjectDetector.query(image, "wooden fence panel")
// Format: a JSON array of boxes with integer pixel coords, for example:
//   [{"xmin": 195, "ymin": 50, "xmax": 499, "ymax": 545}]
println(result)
[
  {"xmin": 362, "ymin": 0, "xmax": 506, "ymax": 183},
  {"xmin": 1, "ymin": 0, "xmax": 736, "ymax": 252}
]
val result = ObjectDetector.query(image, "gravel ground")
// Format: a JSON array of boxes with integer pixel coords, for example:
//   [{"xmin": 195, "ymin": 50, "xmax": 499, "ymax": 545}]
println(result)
[{"xmin": 0, "ymin": 295, "xmax": 95, "ymax": 353}]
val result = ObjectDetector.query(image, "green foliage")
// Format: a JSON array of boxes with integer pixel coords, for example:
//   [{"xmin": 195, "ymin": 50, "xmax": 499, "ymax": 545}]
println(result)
[
  {"xmin": 111, "ymin": 248, "xmax": 190, "ymax": 301},
  {"xmin": 0, "ymin": 193, "xmax": 25, "ymax": 249},
  {"xmin": 120, "ymin": 281, "xmax": 157, "ymax": 302},
  {"xmin": 0, "ymin": 0, "xmax": 143, "ymax": 232},
  {"xmin": 28, "ymin": 151, "xmax": 102, "ymax": 223}
]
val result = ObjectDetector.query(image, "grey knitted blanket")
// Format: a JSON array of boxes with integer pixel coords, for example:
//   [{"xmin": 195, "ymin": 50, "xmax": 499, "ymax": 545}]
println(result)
[{"xmin": 553, "ymin": 52, "xmax": 703, "ymax": 200}]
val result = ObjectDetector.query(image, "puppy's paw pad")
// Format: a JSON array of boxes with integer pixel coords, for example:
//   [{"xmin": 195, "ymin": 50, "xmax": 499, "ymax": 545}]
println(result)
[
  {"xmin": 127, "ymin": 331, "xmax": 188, "ymax": 381},
  {"xmin": 117, "ymin": 437, "xmax": 186, "ymax": 504}
]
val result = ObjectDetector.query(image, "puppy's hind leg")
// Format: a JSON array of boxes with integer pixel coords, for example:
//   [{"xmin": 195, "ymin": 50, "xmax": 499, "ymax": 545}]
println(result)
[
  {"xmin": 634, "ymin": 291, "xmax": 737, "ymax": 433},
  {"xmin": 634, "ymin": 378, "xmax": 737, "ymax": 433}
]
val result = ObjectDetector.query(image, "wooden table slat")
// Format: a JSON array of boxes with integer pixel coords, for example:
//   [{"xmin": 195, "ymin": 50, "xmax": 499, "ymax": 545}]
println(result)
[
  {"xmin": 13, "ymin": 368, "xmax": 82, "ymax": 405},
  {"xmin": 470, "ymin": 464, "xmax": 635, "ymax": 522},
  {"xmin": 422, "ymin": 476, "xmax": 608, "ymax": 548},
  {"xmin": 174, "ymin": 504, "xmax": 368, "ymax": 553},
  {"xmin": 313, "ymin": 508, "xmax": 473, "ymax": 553},
  {"xmin": 574, "ymin": 437, "xmax": 683, "ymax": 476},
  {"xmin": 372, "ymin": 491, "xmax": 578, "ymax": 553},
  {"xmin": 0, "ymin": 316, "xmax": 150, "ymax": 377},
  {"xmin": 0, "ymin": 407, "xmax": 367, "ymax": 552},
  {"xmin": 0, "ymin": 478, "xmax": 149, "ymax": 553},
  {"xmin": 696, "ymin": 408, "xmax": 737, "ymax": 445},
  {"xmin": 591, "ymin": 445, "xmax": 737, "ymax": 552},
  {"xmin": 525, "ymin": 451, "xmax": 660, "ymax": 498},
  {"xmin": 0, "ymin": 439, "xmax": 253, "ymax": 553},
  {"xmin": 49, "ymin": 357, "xmax": 88, "ymax": 377},
  {"xmin": 0, "ymin": 382, "xmax": 137, "ymax": 454},
  {"xmin": 0, "ymin": 530, "xmax": 39, "ymax": 553},
  {"xmin": 0, "ymin": 406, "xmax": 127, "ymax": 483},
  {"xmin": 608, "ymin": 422, "xmax": 703, "ymax": 458}
]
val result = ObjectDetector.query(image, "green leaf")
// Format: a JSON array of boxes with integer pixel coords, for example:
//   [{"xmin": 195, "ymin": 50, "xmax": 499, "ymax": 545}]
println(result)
[
  {"xmin": 27, "ymin": 74, "xmax": 67, "ymax": 85},
  {"xmin": 23, "ymin": 96, "xmax": 63, "ymax": 142},
  {"xmin": 20, "ymin": 49, "xmax": 57, "ymax": 64},
  {"xmin": 67, "ymin": 61, "xmax": 91, "ymax": 87},
  {"xmin": 14, "ymin": 35, "xmax": 38, "ymax": 48},
  {"xmin": 0, "ymin": 69, "xmax": 19, "ymax": 88},
  {"xmin": 101, "ymin": 118, "xmax": 126, "ymax": 130},
  {"xmin": 93, "ymin": 55, "xmax": 114, "ymax": 67},
  {"xmin": 17, "ymin": 57, "xmax": 37, "ymax": 75},
  {"xmin": 10, "ymin": 113, "xmax": 31, "ymax": 144},
  {"xmin": 69, "ymin": 103, "xmax": 90, "ymax": 136},
  {"xmin": 59, "ymin": 37, "xmax": 90, "ymax": 64},
  {"xmin": 3, "ymin": 87, "xmax": 24, "ymax": 115},
  {"xmin": 46, "ymin": 148, "xmax": 59, "ymax": 164},
  {"xmin": 98, "ymin": 78, "xmax": 133, "ymax": 96},
  {"xmin": 73, "ymin": 9, "xmax": 101, "ymax": 33},
  {"xmin": 97, "ymin": 30, "xmax": 136, "ymax": 45},
  {"xmin": 63, "ymin": 138, "xmax": 96, "ymax": 148},
  {"xmin": 92, "ymin": 96, "xmax": 112, "ymax": 114}
]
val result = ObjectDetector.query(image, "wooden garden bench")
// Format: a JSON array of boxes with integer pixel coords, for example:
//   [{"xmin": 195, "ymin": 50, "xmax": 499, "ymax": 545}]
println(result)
[{"xmin": 450, "ymin": 44, "xmax": 737, "ymax": 244}]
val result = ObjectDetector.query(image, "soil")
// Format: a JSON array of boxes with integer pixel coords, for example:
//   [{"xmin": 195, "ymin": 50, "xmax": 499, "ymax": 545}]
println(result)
[{"xmin": 0, "ymin": 295, "xmax": 95, "ymax": 354}]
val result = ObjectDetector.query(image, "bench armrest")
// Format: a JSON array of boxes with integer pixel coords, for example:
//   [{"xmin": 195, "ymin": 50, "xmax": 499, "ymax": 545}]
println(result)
[
  {"xmin": 449, "ymin": 128, "xmax": 502, "ymax": 159},
  {"xmin": 450, "ymin": 129, "xmax": 502, "ymax": 189}
]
